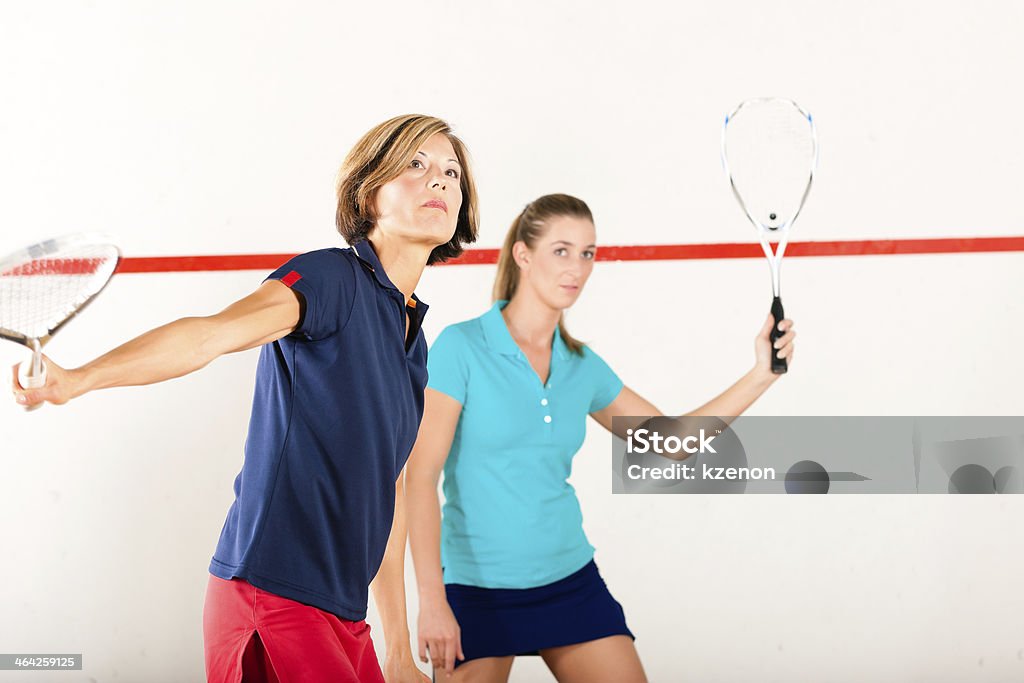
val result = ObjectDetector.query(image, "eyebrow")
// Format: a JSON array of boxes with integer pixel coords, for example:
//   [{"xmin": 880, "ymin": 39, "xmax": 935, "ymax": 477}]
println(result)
[
  {"xmin": 416, "ymin": 151, "xmax": 462, "ymax": 166},
  {"xmin": 551, "ymin": 240, "xmax": 597, "ymax": 248}
]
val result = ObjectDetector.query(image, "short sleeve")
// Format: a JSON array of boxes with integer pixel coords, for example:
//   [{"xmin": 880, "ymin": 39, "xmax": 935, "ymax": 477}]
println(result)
[
  {"xmin": 265, "ymin": 249, "xmax": 355, "ymax": 341},
  {"xmin": 427, "ymin": 325, "xmax": 470, "ymax": 405},
  {"xmin": 584, "ymin": 346, "xmax": 624, "ymax": 413}
]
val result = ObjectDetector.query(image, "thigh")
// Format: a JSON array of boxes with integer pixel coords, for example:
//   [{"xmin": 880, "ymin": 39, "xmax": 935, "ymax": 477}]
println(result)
[
  {"xmin": 540, "ymin": 635, "xmax": 647, "ymax": 683},
  {"xmin": 204, "ymin": 575, "xmax": 258, "ymax": 683},
  {"xmin": 437, "ymin": 656, "xmax": 514, "ymax": 683},
  {"xmin": 253, "ymin": 589, "xmax": 383, "ymax": 683}
]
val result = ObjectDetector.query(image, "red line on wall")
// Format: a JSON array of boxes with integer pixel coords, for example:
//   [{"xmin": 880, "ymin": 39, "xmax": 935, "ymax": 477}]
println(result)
[
  {"xmin": 111, "ymin": 236, "xmax": 1024, "ymax": 274},
  {"xmin": 115, "ymin": 254, "xmax": 298, "ymax": 273}
]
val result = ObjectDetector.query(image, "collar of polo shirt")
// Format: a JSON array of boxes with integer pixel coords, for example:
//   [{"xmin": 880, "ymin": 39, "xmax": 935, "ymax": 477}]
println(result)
[
  {"xmin": 482, "ymin": 300, "xmax": 570, "ymax": 361},
  {"xmin": 352, "ymin": 239, "xmax": 426, "ymax": 313}
]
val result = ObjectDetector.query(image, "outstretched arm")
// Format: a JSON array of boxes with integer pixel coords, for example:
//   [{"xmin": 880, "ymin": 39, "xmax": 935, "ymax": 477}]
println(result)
[
  {"xmin": 591, "ymin": 314, "xmax": 796, "ymax": 438},
  {"xmin": 11, "ymin": 279, "xmax": 302, "ymax": 407}
]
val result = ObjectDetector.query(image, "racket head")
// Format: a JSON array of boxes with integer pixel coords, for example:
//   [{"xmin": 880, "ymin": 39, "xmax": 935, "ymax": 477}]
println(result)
[
  {"xmin": 721, "ymin": 97, "xmax": 817, "ymax": 235},
  {"xmin": 0, "ymin": 233, "xmax": 121, "ymax": 349}
]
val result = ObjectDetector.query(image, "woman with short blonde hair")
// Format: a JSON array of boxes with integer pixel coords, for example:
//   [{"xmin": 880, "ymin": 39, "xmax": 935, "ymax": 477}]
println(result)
[{"xmin": 14, "ymin": 113, "xmax": 479, "ymax": 683}]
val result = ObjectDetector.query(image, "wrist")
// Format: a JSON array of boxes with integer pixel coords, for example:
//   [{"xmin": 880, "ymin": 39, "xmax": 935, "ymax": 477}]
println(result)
[
  {"xmin": 749, "ymin": 365, "xmax": 777, "ymax": 389},
  {"xmin": 386, "ymin": 640, "xmax": 413, "ymax": 658},
  {"xmin": 381, "ymin": 622, "xmax": 412, "ymax": 653},
  {"xmin": 418, "ymin": 585, "xmax": 448, "ymax": 607},
  {"xmin": 67, "ymin": 366, "xmax": 92, "ymax": 399}
]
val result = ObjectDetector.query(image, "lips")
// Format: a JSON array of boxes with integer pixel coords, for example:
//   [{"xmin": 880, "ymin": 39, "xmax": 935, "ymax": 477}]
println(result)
[{"xmin": 423, "ymin": 199, "xmax": 447, "ymax": 213}]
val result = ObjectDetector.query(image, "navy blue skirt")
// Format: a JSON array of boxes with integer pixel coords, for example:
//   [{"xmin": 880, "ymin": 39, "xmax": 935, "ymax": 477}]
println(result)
[{"xmin": 445, "ymin": 560, "xmax": 634, "ymax": 665}]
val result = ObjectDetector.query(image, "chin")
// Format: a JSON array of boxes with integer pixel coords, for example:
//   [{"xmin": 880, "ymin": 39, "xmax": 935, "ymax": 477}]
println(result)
[
  {"xmin": 409, "ymin": 225, "xmax": 455, "ymax": 248},
  {"xmin": 424, "ymin": 220, "xmax": 457, "ymax": 245},
  {"xmin": 551, "ymin": 291, "xmax": 581, "ymax": 309}
]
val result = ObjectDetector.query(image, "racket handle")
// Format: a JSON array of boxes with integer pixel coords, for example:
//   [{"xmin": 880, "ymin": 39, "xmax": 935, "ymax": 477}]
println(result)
[
  {"xmin": 18, "ymin": 359, "xmax": 47, "ymax": 412},
  {"xmin": 769, "ymin": 296, "xmax": 788, "ymax": 375}
]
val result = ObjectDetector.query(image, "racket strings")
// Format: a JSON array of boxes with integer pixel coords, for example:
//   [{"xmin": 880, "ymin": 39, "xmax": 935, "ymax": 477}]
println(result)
[
  {"xmin": 723, "ymin": 99, "xmax": 816, "ymax": 231},
  {"xmin": 0, "ymin": 245, "xmax": 119, "ymax": 342}
]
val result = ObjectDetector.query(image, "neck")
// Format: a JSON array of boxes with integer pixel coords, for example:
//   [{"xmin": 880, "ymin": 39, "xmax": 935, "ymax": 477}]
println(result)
[
  {"xmin": 366, "ymin": 232, "xmax": 433, "ymax": 302},
  {"xmin": 502, "ymin": 288, "xmax": 561, "ymax": 349}
]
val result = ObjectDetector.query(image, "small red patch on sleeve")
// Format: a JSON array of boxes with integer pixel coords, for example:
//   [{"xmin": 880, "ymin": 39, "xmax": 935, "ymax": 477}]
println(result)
[{"xmin": 280, "ymin": 270, "xmax": 302, "ymax": 287}]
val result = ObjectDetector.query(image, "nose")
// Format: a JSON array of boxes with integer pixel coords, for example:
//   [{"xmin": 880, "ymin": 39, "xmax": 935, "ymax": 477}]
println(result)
[{"xmin": 429, "ymin": 174, "xmax": 447, "ymax": 192}]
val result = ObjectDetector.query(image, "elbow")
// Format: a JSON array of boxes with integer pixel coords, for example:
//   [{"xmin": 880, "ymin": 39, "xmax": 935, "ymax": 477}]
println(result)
[
  {"xmin": 190, "ymin": 316, "xmax": 227, "ymax": 368},
  {"xmin": 404, "ymin": 466, "xmax": 441, "ymax": 500}
]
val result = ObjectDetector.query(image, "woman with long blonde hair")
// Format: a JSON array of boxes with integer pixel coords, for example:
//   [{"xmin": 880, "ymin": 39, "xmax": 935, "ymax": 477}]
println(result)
[{"xmin": 407, "ymin": 194, "xmax": 795, "ymax": 682}]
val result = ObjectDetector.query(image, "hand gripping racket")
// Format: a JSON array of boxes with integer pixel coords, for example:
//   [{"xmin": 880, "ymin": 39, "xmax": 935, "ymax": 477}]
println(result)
[
  {"xmin": 0, "ymin": 234, "xmax": 121, "ymax": 409},
  {"xmin": 722, "ymin": 98, "xmax": 818, "ymax": 374}
]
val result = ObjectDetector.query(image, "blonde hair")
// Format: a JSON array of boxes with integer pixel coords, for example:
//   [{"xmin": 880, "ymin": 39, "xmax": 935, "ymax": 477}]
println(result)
[
  {"xmin": 335, "ymin": 114, "xmax": 479, "ymax": 264},
  {"xmin": 493, "ymin": 194, "xmax": 594, "ymax": 356}
]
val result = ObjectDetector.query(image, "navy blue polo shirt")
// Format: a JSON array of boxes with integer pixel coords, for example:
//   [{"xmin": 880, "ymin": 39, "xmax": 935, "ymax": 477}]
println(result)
[{"xmin": 209, "ymin": 239, "xmax": 429, "ymax": 621}]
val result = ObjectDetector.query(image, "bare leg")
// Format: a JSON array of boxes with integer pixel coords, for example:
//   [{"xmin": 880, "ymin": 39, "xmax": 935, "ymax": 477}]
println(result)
[
  {"xmin": 434, "ymin": 656, "xmax": 514, "ymax": 683},
  {"xmin": 540, "ymin": 636, "xmax": 646, "ymax": 683}
]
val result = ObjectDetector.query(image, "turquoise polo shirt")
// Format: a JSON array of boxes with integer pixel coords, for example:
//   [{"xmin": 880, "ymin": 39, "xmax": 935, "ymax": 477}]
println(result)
[{"xmin": 426, "ymin": 301, "xmax": 623, "ymax": 589}]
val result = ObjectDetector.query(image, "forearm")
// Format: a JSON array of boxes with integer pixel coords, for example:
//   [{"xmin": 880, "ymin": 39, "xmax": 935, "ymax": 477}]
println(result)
[
  {"xmin": 405, "ymin": 474, "xmax": 446, "ymax": 607},
  {"xmin": 686, "ymin": 366, "xmax": 776, "ymax": 421},
  {"xmin": 69, "ymin": 316, "xmax": 223, "ymax": 399},
  {"xmin": 370, "ymin": 562, "xmax": 413, "ymax": 659},
  {"xmin": 370, "ymin": 484, "xmax": 414, "ymax": 659}
]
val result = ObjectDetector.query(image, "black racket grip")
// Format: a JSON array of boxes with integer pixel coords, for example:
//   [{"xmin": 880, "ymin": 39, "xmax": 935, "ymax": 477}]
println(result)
[{"xmin": 770, "ymin": 296, "xmax": 788, "ymax": 375}]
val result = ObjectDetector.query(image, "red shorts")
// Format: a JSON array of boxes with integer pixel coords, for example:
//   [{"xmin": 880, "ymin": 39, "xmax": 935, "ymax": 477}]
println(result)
[{"xmin": 203, "ymin": 574, "xmax": 385, "ymax": 683}]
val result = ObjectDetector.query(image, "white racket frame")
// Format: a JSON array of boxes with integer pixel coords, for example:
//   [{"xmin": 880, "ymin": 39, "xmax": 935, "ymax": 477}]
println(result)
[
  {"xmin": 721, "ymin": 97, "xmax": 819, "ymax": 297},
  {"xmin": 0, "ymin": 232, "xmax": 121, "ymax": 400}
]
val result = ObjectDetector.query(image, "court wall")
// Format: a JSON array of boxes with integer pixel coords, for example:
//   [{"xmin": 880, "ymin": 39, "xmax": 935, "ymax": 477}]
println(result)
[{"xmin": 1, "ymin": 2, "xmax": 1022, "ymax": 681}]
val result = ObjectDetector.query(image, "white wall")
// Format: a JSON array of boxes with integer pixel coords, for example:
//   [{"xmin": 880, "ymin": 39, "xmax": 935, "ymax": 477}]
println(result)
[{"xmin": 1, "ymin": 1, "xmax": 1022, "ymax": 681}]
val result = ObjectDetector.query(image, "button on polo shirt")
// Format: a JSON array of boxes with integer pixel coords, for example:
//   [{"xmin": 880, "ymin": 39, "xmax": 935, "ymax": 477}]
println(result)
[
  {"xmin": 210, "ymin": 240, "xmax": 428, "ymax": 621},
  {"xmin": 426, "ymin": 301, "xmax": 623, "ymax": 589}
]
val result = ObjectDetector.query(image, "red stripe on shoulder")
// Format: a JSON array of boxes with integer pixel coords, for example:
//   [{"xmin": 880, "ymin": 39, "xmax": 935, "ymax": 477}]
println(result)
[{"xmin": 280, "ymin": 270, "xmax": 302, "ymax": 287}]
